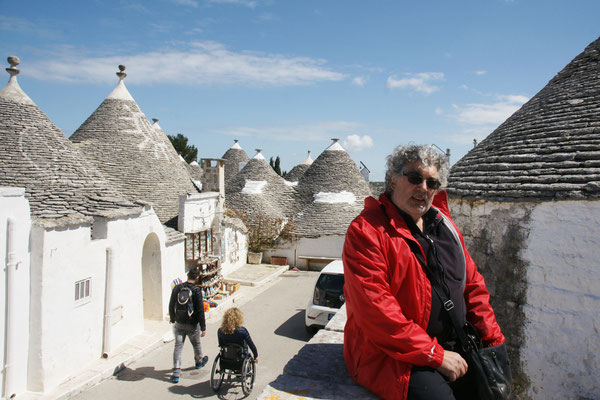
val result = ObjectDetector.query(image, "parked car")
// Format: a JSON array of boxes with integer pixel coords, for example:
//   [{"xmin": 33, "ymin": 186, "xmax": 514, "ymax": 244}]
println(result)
[{"xmin": 305, "ymin": 260, "xmax": 345, "ymax": 333}]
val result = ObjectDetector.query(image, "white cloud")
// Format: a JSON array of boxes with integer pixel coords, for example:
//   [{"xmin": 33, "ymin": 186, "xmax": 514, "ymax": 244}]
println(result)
[
  {"xmin": 0, "ymin": 15, "xmax": 62, "ymax": 38},
  {"xmin": 451, "ymin": 95, "xmax": 528, "ymax": 126},
  {"xmin": 217, "ymin": 121, "xmax": 365, "ymax": 143},
  {"xmin": 385, "ymin": 72, "xmax": 444, "ymax": 95},
  {"xmin": 352, "ymin": 76, "xmax": 367, "ymax": 87},
  {"xmin": 206, "ymin": 0, "xmax": 257, "ymax": 7},
  {"xmin": 173, "ymin": 0, "xmax": 199, "ymax": 6},
  {"xmin": 23, "ymin": 41, "xmax": 347, "ymax": 87},
  {"xmin": 342, "ymin": 134, "xmax": 374, "ymax": 152},
  {"xmin": 435, "ymin": 107, "xmax": 444, "ymax": 115},
  {"xmin": 475, "ymin": 70, "xmax": 487, "ymax": 76},
  {"xmin": 447, "ymin": 126, "xmax": 492, "ymax": 146}
]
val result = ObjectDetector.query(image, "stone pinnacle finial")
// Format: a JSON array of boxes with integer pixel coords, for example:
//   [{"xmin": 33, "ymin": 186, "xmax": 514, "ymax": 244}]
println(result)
[
  {"xmin": 255, "ymin": 148, "xmax": 262, "ymax": 153},
  {"xmin": 116, "ymin": 64, "xmax": 127, "ymax": 80},
  {"xmin": 307, "ymin": 150, "xmax": 311, "ymax": 156},
  {"xmin": 331, "ymin": 138, "xmax": 339, "ymax": 143},
  {"xmin": 152, "ymin": 118, "xmax": 159, "ymax": 124},
  {"xmin": 234, "ymin": 139, "xmax": 239, "ymax": 144},
  {"xmin": 6, "ymin": 56, "xmax": 20, "ymax": 77}
]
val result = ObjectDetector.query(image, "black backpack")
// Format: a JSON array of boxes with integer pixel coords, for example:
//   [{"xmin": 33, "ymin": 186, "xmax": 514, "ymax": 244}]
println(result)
[{"xmin": 175, "ymin": 285, "xmax": 194, "ymax": 322}]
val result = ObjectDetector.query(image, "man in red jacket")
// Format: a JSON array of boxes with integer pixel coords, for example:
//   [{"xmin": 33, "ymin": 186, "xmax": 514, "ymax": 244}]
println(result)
[{"xmin": 343, "ymin": 144, "xmax": 505, "ymax": 400}]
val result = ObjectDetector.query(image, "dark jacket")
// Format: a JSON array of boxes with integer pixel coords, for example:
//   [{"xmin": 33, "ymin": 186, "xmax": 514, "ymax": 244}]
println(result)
[
  {"xmin": 218, "ymin": 327, "xmax": 258, "ymax": 358},
  {"xmin": 168, "ymin": 282, "xmax": 206, "ymax": 330}
]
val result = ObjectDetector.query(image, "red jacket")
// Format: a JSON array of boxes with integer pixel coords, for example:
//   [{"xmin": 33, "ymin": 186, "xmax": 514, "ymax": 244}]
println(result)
[{"xmin": 342, "ymin": 191, "xmax": 504, "ymax": 400}]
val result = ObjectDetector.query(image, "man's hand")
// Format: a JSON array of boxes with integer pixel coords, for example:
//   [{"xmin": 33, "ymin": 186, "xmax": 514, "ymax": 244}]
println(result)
[
  {"xmin": 254, "ymin": 357, "xmax": 258, "ymax": 364},
  {"xmin": 437, "ymin": 350, "xmax": 468, "ymax": 382},
  {"xmin": 201, "ymin": 330, "xmax": 206, "ymax": 337}
]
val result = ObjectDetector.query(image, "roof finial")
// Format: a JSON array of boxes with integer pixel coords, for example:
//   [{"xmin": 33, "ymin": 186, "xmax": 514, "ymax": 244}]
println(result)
[
  {"xmin": 331, "ymin": 138, "xmax": 339, "ymax": 143},
  {"xmin": 116, "ymin": 64, "xmax": 127, "ymax": 80},
  {"xmin": 234, "ymin": 139, "xmax": 239, "ymax": 144},
  {"xmin": 255, "ymin": 148, "xmax": 262, "ymax": 153},
  {"xmin": 6, "ymin": 56, "xmax": 20, "ymax": 77},
  {"xmin": 152, "ymin": 118, "xmax": 159, "ymax": 124}
]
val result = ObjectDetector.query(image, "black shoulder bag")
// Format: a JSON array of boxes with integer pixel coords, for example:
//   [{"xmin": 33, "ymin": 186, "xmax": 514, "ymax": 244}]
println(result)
[{"xmin": 407, "ymin": 239, "xmax": 513, "ymax": 400}]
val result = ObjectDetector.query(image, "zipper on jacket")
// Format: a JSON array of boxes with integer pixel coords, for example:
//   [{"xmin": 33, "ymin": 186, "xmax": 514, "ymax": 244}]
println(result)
[{"xmin": 423, "ymin": 233, "xmax": 452, "ymax": 298}]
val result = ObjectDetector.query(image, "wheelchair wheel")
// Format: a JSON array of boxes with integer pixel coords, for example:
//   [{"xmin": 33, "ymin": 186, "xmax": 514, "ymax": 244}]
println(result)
[
  {"xmin": 241, "ymin": 357, "xmax": 256, "ymax": 396},
  {"xmin": 210, "ymin": 354, "xmax": 224, "ymax": 392}
]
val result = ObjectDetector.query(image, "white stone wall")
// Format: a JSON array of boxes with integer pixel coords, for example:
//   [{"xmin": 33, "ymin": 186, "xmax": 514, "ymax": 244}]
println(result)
[
  {"xmin": 178, "ymin": 192, "xmax": 219, "ymax": 233},
  {"xmin": 449, "ymin": 197, "xmax": 600, "ymax": 399},
  {"xmin": 266, "ymin": 236, "xmax": 344, "ymax": 269},
  {"xmin": 0, "ymin": 188, "xmax": 31, "ymax": 398},
  {"xmin": 221, "ymin": 224, "xmax": 247, "ymax": 276},
  {"xmin": 521, "ymin": 200, "xmax": 600, "ymax": 399},
  {"xmin": 26, "ymin": 209, "xmax": 181, "ymax": 394}
]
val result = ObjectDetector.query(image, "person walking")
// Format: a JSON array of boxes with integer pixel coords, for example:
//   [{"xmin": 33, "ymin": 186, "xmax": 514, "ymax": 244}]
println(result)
[
  {"xmin": 342, "ymin": 144, "xmax": 506, "ymax": 400},
  {"xmin": 168, "ymin": 267, "xmax": 208, "ymax": 383}
]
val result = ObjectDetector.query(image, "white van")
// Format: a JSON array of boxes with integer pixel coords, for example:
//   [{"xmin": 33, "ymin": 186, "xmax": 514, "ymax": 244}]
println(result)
[{"xmin": 305, "ymin": 260, "xmax": 345, "ymax": 333}]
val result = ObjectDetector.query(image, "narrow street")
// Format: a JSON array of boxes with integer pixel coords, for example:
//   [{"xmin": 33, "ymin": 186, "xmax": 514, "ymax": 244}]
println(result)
[{"xmin": 71, "ymin": 270, "xmax": 319, "ymax": 400}]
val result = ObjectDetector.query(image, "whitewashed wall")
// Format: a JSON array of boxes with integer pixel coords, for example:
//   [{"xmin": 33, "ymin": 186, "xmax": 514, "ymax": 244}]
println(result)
[
  {"xmin": 267, "ymin": 236, "xmax": 344, "ymax": 269},
  {"xmin": 521, "ymin": 200, "xmax": 600, "ymax": 399},
  {"xmin": 221, "ymin": 224, "xmax": 247, "ymax": 276},
  {"xmin": 449, "ymin": 197, "xmax": 600, "ymax": 399},
  {"xmin": 162, "ymin": 239, "xmax": 186, "ymax": 318},
  {"xmin": 26, "ymin": 208, "xmax": 178, "ymax": 394},
  {"xmin": 178, "ymin": 192, "xmax": 219, "ymax": 233},
  {"xmin": 0, "ymin": 188, "xmax": 31, "ymax": 398}
]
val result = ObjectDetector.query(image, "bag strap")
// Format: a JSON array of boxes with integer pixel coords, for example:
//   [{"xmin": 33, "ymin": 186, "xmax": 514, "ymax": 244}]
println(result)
[
  {"xmin": 377, "ymin": 203, "xmax": 474, "ymax": 352},
  {"xmin": 405, "ymin": 238, "xmax": 474, "ymax": 353}
]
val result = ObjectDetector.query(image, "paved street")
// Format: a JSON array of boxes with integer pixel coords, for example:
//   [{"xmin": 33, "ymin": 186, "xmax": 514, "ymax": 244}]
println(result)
[{"xmin": 71, "ymin": 270, "xmax": 319, "ymax": 400}]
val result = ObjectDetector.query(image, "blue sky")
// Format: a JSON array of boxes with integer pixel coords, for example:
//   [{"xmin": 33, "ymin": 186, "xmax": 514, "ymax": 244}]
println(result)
[{"xmin": 1, "ymin": 0, "xmax": 599, "ymax": 181}]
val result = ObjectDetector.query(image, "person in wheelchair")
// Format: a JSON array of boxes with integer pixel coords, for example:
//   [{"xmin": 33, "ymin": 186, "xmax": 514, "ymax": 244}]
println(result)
[{"xmin": 217, "ymin": 307, "xmax": 258, "ymax": 363}]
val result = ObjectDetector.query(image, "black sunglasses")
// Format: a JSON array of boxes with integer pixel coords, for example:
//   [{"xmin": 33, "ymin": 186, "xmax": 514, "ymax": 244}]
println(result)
[{"xmin": 401, "ymin": 171, "xmax": 441, "ymax": 190}]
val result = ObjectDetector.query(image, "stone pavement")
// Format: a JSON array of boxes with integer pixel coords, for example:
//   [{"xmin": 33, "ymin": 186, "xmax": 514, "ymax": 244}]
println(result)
[
  {"xmin": 257, "ymin": 305, "xmax": 379, "ymax": 400},
  {"xmin": 20, "ymin": 263, "xmax": 288, "ymax": 400}
]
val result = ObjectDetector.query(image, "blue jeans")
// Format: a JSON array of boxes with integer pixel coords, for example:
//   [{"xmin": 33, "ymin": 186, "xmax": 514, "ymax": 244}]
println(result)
[{"xmin": 172, "ymin": 322, "xmax": 204, "ymax": 377}]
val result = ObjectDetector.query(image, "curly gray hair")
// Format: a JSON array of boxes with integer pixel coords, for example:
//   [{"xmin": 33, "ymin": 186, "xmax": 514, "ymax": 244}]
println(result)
[{"xmin": 384, "ymin": 144, "xmax": 449, "ymax": 194}]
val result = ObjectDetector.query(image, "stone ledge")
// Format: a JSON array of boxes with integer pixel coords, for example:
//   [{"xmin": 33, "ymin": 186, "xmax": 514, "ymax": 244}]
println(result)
[{"xmin": 258, "ymin": 304, "xmax": 379, "ymax": 399}]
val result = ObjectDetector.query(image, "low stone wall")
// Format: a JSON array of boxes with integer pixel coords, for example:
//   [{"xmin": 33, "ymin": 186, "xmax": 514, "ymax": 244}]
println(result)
[{"xmin": 258, "ymin": 305, "xmax": 378, "ymax": 399}]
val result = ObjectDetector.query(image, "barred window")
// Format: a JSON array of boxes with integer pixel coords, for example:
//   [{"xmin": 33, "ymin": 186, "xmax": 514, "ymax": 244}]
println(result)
[{"xmin": 75, "ymin": 278, "xmax": 91, "ymax": 303}]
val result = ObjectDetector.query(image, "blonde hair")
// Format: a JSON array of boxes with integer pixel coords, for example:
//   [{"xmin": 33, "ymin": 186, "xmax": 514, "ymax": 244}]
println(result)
[{"xmin": 221, "ymin": 307, "xmax": 244, "ymax": 335}]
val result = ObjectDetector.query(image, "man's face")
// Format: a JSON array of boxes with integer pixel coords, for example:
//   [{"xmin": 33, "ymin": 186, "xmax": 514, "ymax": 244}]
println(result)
[{"xmin": 389, "ymin": 162, "xmax": 440, "ymax": 223}]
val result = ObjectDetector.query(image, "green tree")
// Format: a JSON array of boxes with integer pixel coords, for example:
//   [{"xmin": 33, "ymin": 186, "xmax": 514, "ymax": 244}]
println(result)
[
  {"xmin": 269, "ymin": 156, "xmax": 282, "ymax": 176},
  {"xmin": 168, "ymin": 133, "xmax": 198, "ymax": 163}
]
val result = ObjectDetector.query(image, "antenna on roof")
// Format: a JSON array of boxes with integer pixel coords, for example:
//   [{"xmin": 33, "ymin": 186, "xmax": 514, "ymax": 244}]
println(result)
[
  {"xmin": 6, "ymin": 56, "xmax": 20, "ymax": 77},
  {"xmin": 431, "ymin": 143, "xmax": 451, "ymax": 163},
  {"xmin": 116, "ymin": 64, "xmax": 127, "ymax": 80}
]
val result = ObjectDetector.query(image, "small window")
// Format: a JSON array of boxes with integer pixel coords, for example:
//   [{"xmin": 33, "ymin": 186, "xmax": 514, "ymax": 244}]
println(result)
[{"xmin": 75, "ymin": 278, "xmax": 91, "ymax": 304}]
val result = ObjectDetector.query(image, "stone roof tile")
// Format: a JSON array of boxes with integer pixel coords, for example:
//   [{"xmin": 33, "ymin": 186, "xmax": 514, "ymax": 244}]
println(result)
[
  {"xmin": 69, "ymin": 66, "xmax": 198, "ymax": 224},
  {"xmin": 0, "ymin": 58, "xmax": 141, "ymax": 222},
  {"xmin": 448, "ymin": 37, "xmax": 600, "ymax": 200}
]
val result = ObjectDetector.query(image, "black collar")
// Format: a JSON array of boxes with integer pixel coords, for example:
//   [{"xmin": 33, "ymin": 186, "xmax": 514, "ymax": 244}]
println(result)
[{"xmin": 386, "ymin": 193, "xmax": 441, "ymax": 235}]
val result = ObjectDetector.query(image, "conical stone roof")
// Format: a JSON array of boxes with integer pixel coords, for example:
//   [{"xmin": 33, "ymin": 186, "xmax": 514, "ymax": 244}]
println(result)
[
  {"xmin": 225, "ymin": 149, "xmax": 297, "ymax": 224},
  {"xmin": 70, "ymin": 65, "xmax": 198, "ymax": 225},
  {"xmin": 222, "ymin": 140, "xmax": 249, "ymax": 183},
  {"xmin": 294, "ymin": 139, "xmax": 372, "ymax": 237},
  {"xmin": 0, "ymin": 57, "xmax": 140, "ymax": 223},
  {"xmin": 285, "ymin": 151, "xmax": 313, "ymax": 182},
  {"xmin": 448, "ymin": 37, "xmax": 600, "ymax": 201}
]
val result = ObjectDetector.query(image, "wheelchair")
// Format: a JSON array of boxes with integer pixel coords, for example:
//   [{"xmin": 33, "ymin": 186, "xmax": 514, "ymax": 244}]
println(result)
[{"xmin": 210, "ymin": 343, "xmax": 256, "ymax": 396}]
